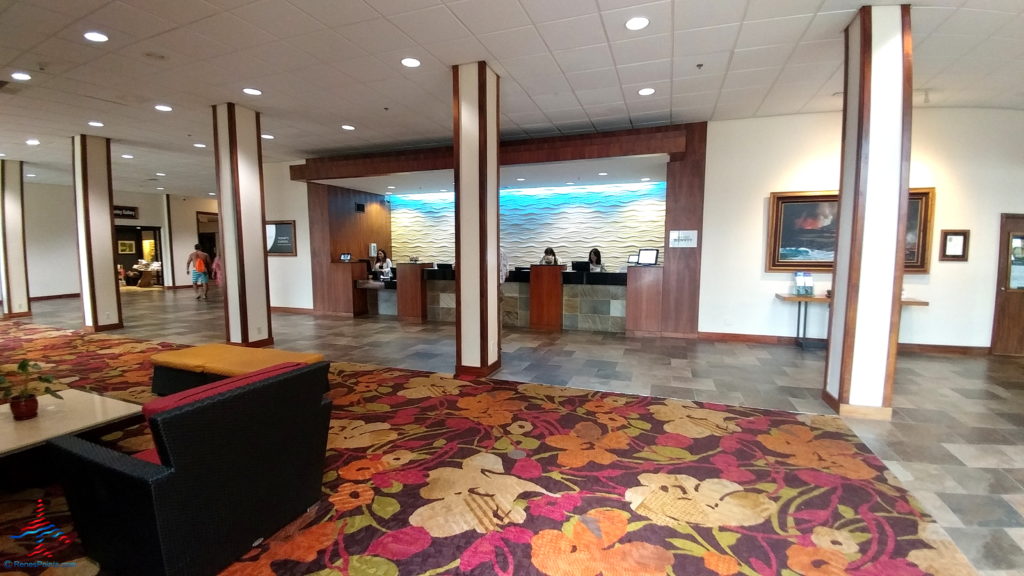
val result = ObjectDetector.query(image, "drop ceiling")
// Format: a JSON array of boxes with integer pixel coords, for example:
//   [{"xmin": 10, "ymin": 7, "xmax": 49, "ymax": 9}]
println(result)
[{"xmin": 1, "ymin": 0, "xmax": 1022, "ymax": 196}]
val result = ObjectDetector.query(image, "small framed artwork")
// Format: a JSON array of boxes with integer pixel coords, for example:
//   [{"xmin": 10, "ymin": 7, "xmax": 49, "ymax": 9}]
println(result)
[
  {"xmin": 117, "ymin": 240, "xmax": 136, "ymax": 254},
  {"xmin": 939, "ymin": 229, "xmax": 970, "ymax": 262},
  {"xmin": 265, "ymin": 220, "xmax": 297, "ymax": 257},
  {"xmin": 904, "ymin": 188, "xmax": 935, "ymax": 273}
]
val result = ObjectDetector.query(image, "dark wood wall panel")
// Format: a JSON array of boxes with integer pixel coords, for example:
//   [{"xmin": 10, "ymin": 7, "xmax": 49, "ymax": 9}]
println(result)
[
  {"xmin": 327, "ymin": 186, "xmax": 391, "ymax": 263},
  {"xmin": 660, "ymin": 122, "xmax": 707, "ymax": 336},
  {"xmin": 529, "ymin": 265, "xmax": 564, "ymax": 331},
  {"xmin": 397, "ymin": 262, "xmax": 432, "ymax": 322},
  {"xmin": 626, "ymin": 266, "xmax": 663, "ymax": 333}
]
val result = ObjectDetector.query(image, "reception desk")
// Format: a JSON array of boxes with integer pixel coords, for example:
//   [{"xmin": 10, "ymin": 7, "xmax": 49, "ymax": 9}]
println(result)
[
  {"xmin": 397, "ymin": 262, "xmax": 433, "ymax": 322},
  {"xmin": 530, "ymin": 265, "xmax": 565, "ymax": 331}
]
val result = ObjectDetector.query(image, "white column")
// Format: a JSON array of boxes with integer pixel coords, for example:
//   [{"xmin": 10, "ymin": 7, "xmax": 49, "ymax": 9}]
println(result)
[
  {"xmin": 0, "ymin": 160, "xmax": 31, "ymax": 318},
  {"xmin": 213, "ymin": 102, "xmax": 272, "ymax": 346},
  {"xmin": 824, "ymin": 5, "xmax": 912, "ymax": 419},
  {"xmin": 73, "ymin": 135, "xmax": 123, "ymax": 331},
  {"xmin": 453, "ymin": 61, "xmax": 500, "ymax": 376}
]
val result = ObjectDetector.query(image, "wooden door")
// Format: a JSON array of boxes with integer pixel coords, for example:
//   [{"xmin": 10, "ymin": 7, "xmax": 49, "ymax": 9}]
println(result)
[{"xmin": 991, "ymin": 214, "xmax": 1024, "ymax": 355}]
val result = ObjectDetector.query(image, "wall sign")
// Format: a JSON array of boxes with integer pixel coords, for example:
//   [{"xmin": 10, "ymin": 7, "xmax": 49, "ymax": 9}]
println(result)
[
  {"xmin": 113, "ymin": 205, "xmax": 138, "ymax": 219},
  {"xmin": 266, "ymin": 220, "xmax": 297, "ymax": 256},
  {"xmin": 669, "ymin": 230, "xmax": 698, "ymax": 248}
]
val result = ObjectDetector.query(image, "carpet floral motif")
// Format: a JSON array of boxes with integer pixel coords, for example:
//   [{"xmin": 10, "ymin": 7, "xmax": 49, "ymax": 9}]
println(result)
[{"xmin": 0, "ymin": 322, "xmax": 975, "ymax": 575}]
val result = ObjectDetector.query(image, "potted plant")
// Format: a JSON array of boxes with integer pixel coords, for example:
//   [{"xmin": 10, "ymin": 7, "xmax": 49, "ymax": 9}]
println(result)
[{"xmin": 1, "ymin": 360, "xmax": 62, "ymax": 421}]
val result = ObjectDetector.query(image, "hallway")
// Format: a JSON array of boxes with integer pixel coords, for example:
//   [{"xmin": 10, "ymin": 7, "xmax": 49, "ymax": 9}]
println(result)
[{"xmin": 22, "ymin": 289, "xmax": 1024, "ymax": 574}]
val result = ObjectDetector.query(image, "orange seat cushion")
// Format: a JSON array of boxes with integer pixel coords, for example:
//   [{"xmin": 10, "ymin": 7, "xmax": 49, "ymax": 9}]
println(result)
[{"xmin": 149, "ymin": 344, "xmax": 323, "ymax": 376}]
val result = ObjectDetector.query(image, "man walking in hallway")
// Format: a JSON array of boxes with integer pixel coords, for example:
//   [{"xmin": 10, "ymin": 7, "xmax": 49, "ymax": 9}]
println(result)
[{"xmin": 186, "ymin": 244, "xmax": 211, "ymax": 300}]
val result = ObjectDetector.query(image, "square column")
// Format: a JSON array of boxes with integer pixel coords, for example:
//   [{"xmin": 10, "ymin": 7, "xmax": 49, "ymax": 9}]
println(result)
[
  {"xmin": 73, "ymin": 135, "xmax": 123, "ymax": 332},
  {"xmin": 453, "ymin": 61, "xmax": 500, "ymax": 377},
  {"xmin": 0, "ymin": 160, "xmax": 31, "ymax": 318},
  {"xmin": 824, "ymin": 6, "xmax": 913, "ymax": 419},
  {"xmin": 213, "ymin": 102, "xmax": 272, "ymax": 346}
]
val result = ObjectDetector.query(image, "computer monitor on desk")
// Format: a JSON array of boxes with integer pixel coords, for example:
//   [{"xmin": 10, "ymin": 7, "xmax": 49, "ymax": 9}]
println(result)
[
  {"xmin": 627, "ymin": 253, "xmax": 639, "ymax": 265},
  {"xmin": 637, "ymin": 248, "xmax": 659, "ymax": 266},
  {"xmin": 436, "ymin": 263, "xmax": 453, "ymax": 271},
  {"xmin": 571, "ymin": 261, "xmax": 589, "ymax": 272}
]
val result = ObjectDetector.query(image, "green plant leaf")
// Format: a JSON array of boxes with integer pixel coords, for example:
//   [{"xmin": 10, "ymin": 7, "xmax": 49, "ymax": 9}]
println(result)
[
  {"xmin": 372, "ymin": 496, "xmax": 401, "ymax": 519},
  {"xmin": 348, "ymin": 556, "xmax": 398, "ymax": 576}
]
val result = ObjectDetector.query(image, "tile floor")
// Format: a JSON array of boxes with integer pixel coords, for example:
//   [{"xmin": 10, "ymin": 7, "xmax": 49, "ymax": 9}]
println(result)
[{"xmin": 22, "ymin": 287, "xmax": 1024, "ymax": 575}]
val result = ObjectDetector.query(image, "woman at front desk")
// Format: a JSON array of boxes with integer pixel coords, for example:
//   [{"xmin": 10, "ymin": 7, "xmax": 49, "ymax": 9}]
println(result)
[
  {"xmin": 373, "ymin": 249, "xmax": 393, "ymax": 279},
  {"xmin": 539, "ymin": 247, "xmax": 561, "ymax": 266},
  {"xmin": 588, "ymin": 248, "xmax": 606, "ymax": 272}
]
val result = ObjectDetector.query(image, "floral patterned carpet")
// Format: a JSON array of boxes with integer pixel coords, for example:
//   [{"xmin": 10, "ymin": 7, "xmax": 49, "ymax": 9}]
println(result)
[{"xmin": 0, "ymin": 321, "xmax": 972, "ymax": 575}]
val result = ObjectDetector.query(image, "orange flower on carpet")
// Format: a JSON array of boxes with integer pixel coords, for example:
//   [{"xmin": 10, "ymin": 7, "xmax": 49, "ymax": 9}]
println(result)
[
  {"xmin": 596, "ymin": 413, "xmax": 628, "ymax": 429},
  {"xmin": 399, "ymin": 373, "xmax": 466, "ymax": 398},
  {"xmin": 704, "ymin": 551, "xmax": 740, "ymax": 576},
  {"xmin": 339, "ymin": 457, "xmax": 388, "ymax": 480},
  {"xmin": 582, "ymin": 397, "xmax": 629, "ymax": 413},
  {"xmin": 531, "ymin": 508, "xmax": 672, "ymax": 576},
  {"xmin": 545, "ymin": 422, "xmax": 630, "ymax": 468},
  {"xmin": 221, "ymin": 522, "xmax": 339, "ymax": 576},
  {"xmin": 758, "ymin": 424, "xmax": 877, "ymax": 480},
  {"xmin": 328, "ymin": 420, "xmax": 398, "ymax": 449},
  {"xmin": 356, "ymin": 369, "xmax": 409, "ymax": 384},
  {"xmin": 456, "ymin": 391, "xmax": 527, "ymax": 427},
  {"xmin": 330, "ymin": 482, "xmax": 374, "ymax": 513},
  {"xmin": 328, "ymin": 389, "xmax": 362, "ymax": 406},
  {"xmin": 519, "ymin": 383, "xmax": 590, "ymax": 397},
  {"xmin": 785, "ymin": 544, "xmax": 849, "ymax": 576}
]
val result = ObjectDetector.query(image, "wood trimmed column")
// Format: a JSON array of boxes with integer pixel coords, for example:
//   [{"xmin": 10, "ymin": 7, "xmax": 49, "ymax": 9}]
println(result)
[
  {"xmin": 73, "ymin": 135, "xmax": 123, "ymax": 332},
  {"xmin": 453, "ymin": 61, "xmax": 500, "ymax": 377},
  {"xmin": 0, "ymin": 160, "xmax": 31, "ymax": 318},
  {"xmin": 824, "ymin": 5, "xmax": 913, "ymax": 420},
  {"xmin": 213, "ymin": 102, "xmax": 273, "ymax": 347}
]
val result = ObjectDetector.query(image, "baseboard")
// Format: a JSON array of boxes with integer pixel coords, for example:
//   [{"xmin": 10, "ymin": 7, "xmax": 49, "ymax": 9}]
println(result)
[
  {"xmin": 838, "ymin": 404, "xmax": 893, "ymax": 421},
  {"xmin": 699, "ymin": 332, "xmax": 794, "ymax": 345},
  {"xmin": 821, "ymin": 389, "xmax": 840, "ymax": 413},
  {"xmin": 270, "ymin": 307, "xmax": 316, "ymax": 315},
  {"xmin": 84, "ymin": 322, "xmax": 124, "ymax": 333},
  {"xmin": 456, "ymin": 359, "xmax": 501, "ymax": 378},
  {"xmin": 29, "ymin": 293, "xmax": 80, "ymax": 301},
  {"xmin": 897, "ymin": 343, "xmax": 991, "ymax": 355},
  {"xmin": 234, "ymin": 337, "xmax": 274, "ymax": 348},
  {"xmin": 1, "ymin": 311, "xmax": 32, "ymax": 319}
]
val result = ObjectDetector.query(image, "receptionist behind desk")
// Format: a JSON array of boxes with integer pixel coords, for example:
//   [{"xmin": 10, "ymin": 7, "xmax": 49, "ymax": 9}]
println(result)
[
  {"xmin": 588, "ymin": 248, "xmax": 606, "ymax": 272},
  {"xmin": 539, "ymin": 247, "xmax": 561, "ymax": 265},
  {"xmin": 373, "ymin": 249, "xmax": 393, "ymax": 279}
]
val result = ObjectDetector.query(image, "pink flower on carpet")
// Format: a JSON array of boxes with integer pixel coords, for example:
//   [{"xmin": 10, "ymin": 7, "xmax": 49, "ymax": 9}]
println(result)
[
  {"xmin": 656, "ymin": 433, "xmax": 694, "ymax": 449},
  {"xmin": 372, "ymin": 468, "xmax": 428, "ymax": 489},
  {"xmin": 527, "ymin": 493, "xmax": 582, "ymax": 521},
  {"xmin": 365, "ymin": 526, "xmax": 431, "ymax": 561},
  {"xmin": 711, "ymin": 453, "xmax": 756, "ymax": 483},
  {"xmin": 737, "ymin": 416, "xmax": 772, "ymax": 430},
  {"xmin": 851, "ymin": 558, "xmax": 928, "ymax": 575},
  {"xmin": 461, "ymin": 527, "xmax": 533, "ymax": 575},
  {"xmin": 512, "ymin": 457, "xmax": 543, "ymax": 479}
]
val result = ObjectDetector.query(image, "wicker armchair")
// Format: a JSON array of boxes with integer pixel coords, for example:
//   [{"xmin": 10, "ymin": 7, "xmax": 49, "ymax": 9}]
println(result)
[{"xmin": 48, "ymin": 361, "xmax": 331, "ymax": 576}]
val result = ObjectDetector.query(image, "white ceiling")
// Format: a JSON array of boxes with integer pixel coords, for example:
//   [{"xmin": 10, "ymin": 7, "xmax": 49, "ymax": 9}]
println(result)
[{"xmin": 1, "ymin": 0, "xmax": 1022, "ymax": 196}]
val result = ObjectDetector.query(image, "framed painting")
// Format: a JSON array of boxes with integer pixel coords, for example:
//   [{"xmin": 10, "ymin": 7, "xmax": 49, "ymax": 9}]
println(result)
[
  {"xmin": 766, "ymin": 188, "xmax": 935, "ymax": 273},
  {"xmin": 939, "ymin": 229, "xmax": 970, "ymax": 262},
  {"xmin": 766, "ymin": 191, "xmax": 839, "ymax": 272},
  {"xmin": 117, "ymin": 240, "xmax": 136, "ymax": 254},
  {"xmin": 266, "ymin": 220, "xmax": 297, "ymax": 257}
]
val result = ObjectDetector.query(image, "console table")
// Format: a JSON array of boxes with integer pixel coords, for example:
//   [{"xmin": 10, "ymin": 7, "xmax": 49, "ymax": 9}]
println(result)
[{"xmin": 774, "ymin": 293, "xmax": 929, "ymax": 349}]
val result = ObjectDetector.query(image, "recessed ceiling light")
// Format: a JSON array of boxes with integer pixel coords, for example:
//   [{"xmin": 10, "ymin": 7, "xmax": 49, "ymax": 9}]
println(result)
[
  {"xmin": 84, "ymin": 31, "xmax": 109, "ymax": 42},
  {"xmin": 401, "ymin": 57, "xmax": 421, "ymax": 68},
  {"xmin": 0, "ymin": 153, "xmax": 5, "ymax": 157},
  {"xmin": 638, "ymin": 87, "xmax": 656, "ymax": 96},
  {"xmin": 385, "ymin": 191, "xmax": 392, "ymax": 195},
  {"xmin": 193, "ymin": 143, "xmax": 206, "ymax": 148},
  {"xmin": 156, "ymin": 187, "xmax": 165, "ymax": 190},
  {"xmin": 598, "ymin": 172, "xmax": 608, "ymax": 176},
  {"xmin": 440, "ymin": 189, "xmax": 449, "ymax": 192},
  {"xmin": 625, "ymin": 17, "xmax": 650, "ymax": 31},
  {"xmin": 88, "ymin": 121, "xmax": 104, "ymax": 127},
  {"xmin": 121, "ymin": 154, "xmax": 134, "ymax": 159},
  {"xmin": 155, "ymin": 172, "xmax": 166, "ymax": 176},
  {"xmin": 641, "ymin": 177, "xmax": 651, "ymax": 182},
  {"xmin": 208, "ymin": 192, "xmax": 216, "ymax": 196},
  {"xmin": 11, "ymin": 72, "xmax": 31, "ymax": 81},
  {"xmin": 341, "ymin": 124, "xmax": 355, "ymax": 131},
  {"xmin": 243, "ymin": 88, "xmax": 262, "ymax": 96},
  {"xmin": 516, "ymin": 178, "xmax": 525, "ymax": 182},
  {"xmin": 387, "ymin": 186, "xmax": 396, "ymax": 189},
  {"xmin": 565, "ymin": 182, "xmax": 575, "ymax": 185},
  {"xmin": 261, "ymin": 133, "xmax": 274, "ymax": 139},
  {"xmin": 25, "ymin": 139, "xmax": 40, "ymax": 146},
  {"xmin": 26, "ymin": 173, "xmax": 36, "ymax": 177},
  {"xmin": 154, "ymin": 104, "xmax": 173, "ymax": 112}
]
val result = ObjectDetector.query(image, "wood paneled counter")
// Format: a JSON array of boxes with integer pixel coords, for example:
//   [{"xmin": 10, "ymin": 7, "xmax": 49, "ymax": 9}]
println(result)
[
  {"xmin": 397, "ymin": 262, "xmax": 434, "ymax": 322},
  {"xmin": 529, "ymin": 265, "xmax": 565, "ymax": 331}
]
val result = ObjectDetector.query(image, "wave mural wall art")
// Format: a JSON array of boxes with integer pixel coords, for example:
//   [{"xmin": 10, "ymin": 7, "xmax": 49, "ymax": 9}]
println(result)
[{"xmin": 390, "ymin": 182, "xmax": 666, "ymax": 270}]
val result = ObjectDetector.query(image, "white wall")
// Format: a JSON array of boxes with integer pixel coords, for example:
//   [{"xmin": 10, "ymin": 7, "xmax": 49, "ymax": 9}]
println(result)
[
  {"xmin": 24, "ymin": 183, "xmax": 80, "ymax": 297},
  {"xmin": 263, "ymin": 161, "xmax": 313, "ymax": 309},
  {"xmin": 154, "ymin": 194, "xmax": 218, "ymax": 287},
  {"xmin": 113, "ymin": 191, "xmax": 166, "ymax": 228},
  {"xmin": 701, "ymin": 108, "xmax": 1024, "ymax": 347}
]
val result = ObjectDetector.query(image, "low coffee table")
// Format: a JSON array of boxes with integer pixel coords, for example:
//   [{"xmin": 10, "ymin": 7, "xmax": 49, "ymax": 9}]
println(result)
[{"xmin": 1, "ymin": 389, "xmax": 142, "ymax": 457}]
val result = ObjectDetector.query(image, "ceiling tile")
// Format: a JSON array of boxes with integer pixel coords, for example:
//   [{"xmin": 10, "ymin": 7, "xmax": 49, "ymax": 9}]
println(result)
[
  {"xmin": 231, "ymin": 0, "xmax": 327, "ymax": 38},
  {"xmin": 22, "ymin": 0, "xmax": 109, "ymax": 18},
  {"xmin": 553, "ymin": 44, "xmax": 615, "ymax": 73},
  {"xmin": 737, "ymin": 15, "xmax": 813, "ymax": 49},
  {"xmin": 537, "ymin": 15, "xmax": 607, "ymax": 51},
  {"xmin": 672, "ymin": 103, "xmax": 715, "ymax": 123},
  {"xmin": 288, "ymin": 30, "xmax": 368, "ymax": 63},
  {"xmin": 966, "ymin": 35, "xmax": 1024, "ymax": 58},
  {"xmin": 574, "ymin": 86, "xmax": 624, "ymax": 106},
  {"xmin": 671, "ymin": 51, "xmax": 731, "ymax": 76},
  {"xmin": 672, "ymin": 73, "xmax": 724, "ymax": 94},
  {"xmin": 917, "ymin": 34, "xmax": 986, "ymax": 59},
  {"xmin": 590, "ymin": 116, "xmax": 631, "ymax": 130},
  {"xmin": 519, "ymin": 0, "xmax": 599, "ymax": 23},
  {"xmin": 364, "ymin": 0, "xmax": 443, "ymax": 17},
  {"xmin": 730, "ymin": 44, "xmax": 793, "ymax": 71},
  {"xmin": 674, "ymin": 0, "xmax": 747, "ymax": 30},
  {"xmin": 424, "ymin": 36, "xmax": 494, "ymax": 65},
  {"xmin": 937, "ymin": 8, "xmax": 1014, "ymax": 36},
  {"xmin": 122, "ymin": 0, "xmax": 221, "ymax": 25},
  {"xmin": 609, "ymin": 34, "xmax": 671, "ymax": 66},
  {"xmin": 777, "ymin": 61, "xmax": 841, "ymax": 85},
  {"xmin": 390, "ymin": 5, "xmax": 472, "ymax": 44},
  {"xmin": 965, "ymin": 0, "xmax": 1024, "ymax": 14},
  {"xmin": 758, "ymin": 81, "xmax": 819, "ymax": 115},
  {"xmin": 622, "ymin": 78, "xmax": 670, "ymax": 101},
  {"xmin": 447, "ymin": 0, "xmax": 532, "ymax": 35},
  {"xmin": 616, "ymin": 59, "xmax": 670, "ymax": 84},
  {"xmin": 134, "ymin": 28, "xmax": 234, "ymax": 60},
  {"xmin": 336, "ymin": 18, "xmax": 418, "ymax": 54},
  {"xmin": 670, "ymin": 89, "xmax": 717, "ymax": 107},
  {"xmin": 545, "ymin": 107, "xmax": 590, "ymax": 123},
  {"xmin": 499, "ymin": 53, "xmax": 562, "ymax": 79},
  {"xmin": 479, "ymin": 26, "xmax": 548, "ymax": 59},
  {"xmin": 674, "ymin": 24, "xmax": 740, "ymax": 56},
  {"xmin": 565, "ymin": 67, "xmax": 620, "ymax": 91},
  {"xmin": 289, "ymin": 0, "xmax": 379, "ymax": 27},
  {"xmin": 722, "ymin": 67, "xmax": 781, "ymax": 90},
  {"xmin": 787, "ymin": 39, "xmax": 843, "ymax": 64},
  {"xmin": 189, "ymin": 12, "xmax": 278, "ymax": 50},
  {"xmin": 747, "ymin": 0, "xmax": 823, "ymax": 21},
  {"xmin": 334, "ymin": 55, "xmax": 401, "ymax": 82},
  {"xmin": 584, "ymin": 100, "xmax": 628, "ymax": 116},
  {"xmin": 601, "ymin": 1, "xmax": 672, "ymax": 42},
  {"xmin": 802, "ymin": 10, "xmax": 857, "ymax": 42},
  {"xmin": 911, "ymin": 7, "xmax": 958, "ymax": 38},
  {"xmin": 626, "ymin": 95, "xmax": 670, "ymax": 113},
  {"xmin": 0, "ymin": 3, "xmax": 72, "ymax": 51},
  {"xmin": 87, "ymin": 1, "xmax": 178, "ymax": 37}
]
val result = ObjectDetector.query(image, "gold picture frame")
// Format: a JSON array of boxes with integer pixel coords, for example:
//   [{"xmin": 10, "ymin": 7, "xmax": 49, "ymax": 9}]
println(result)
[{"xmin": 117, "ymin": 240, "xmax": 136, "ymax": 254}]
